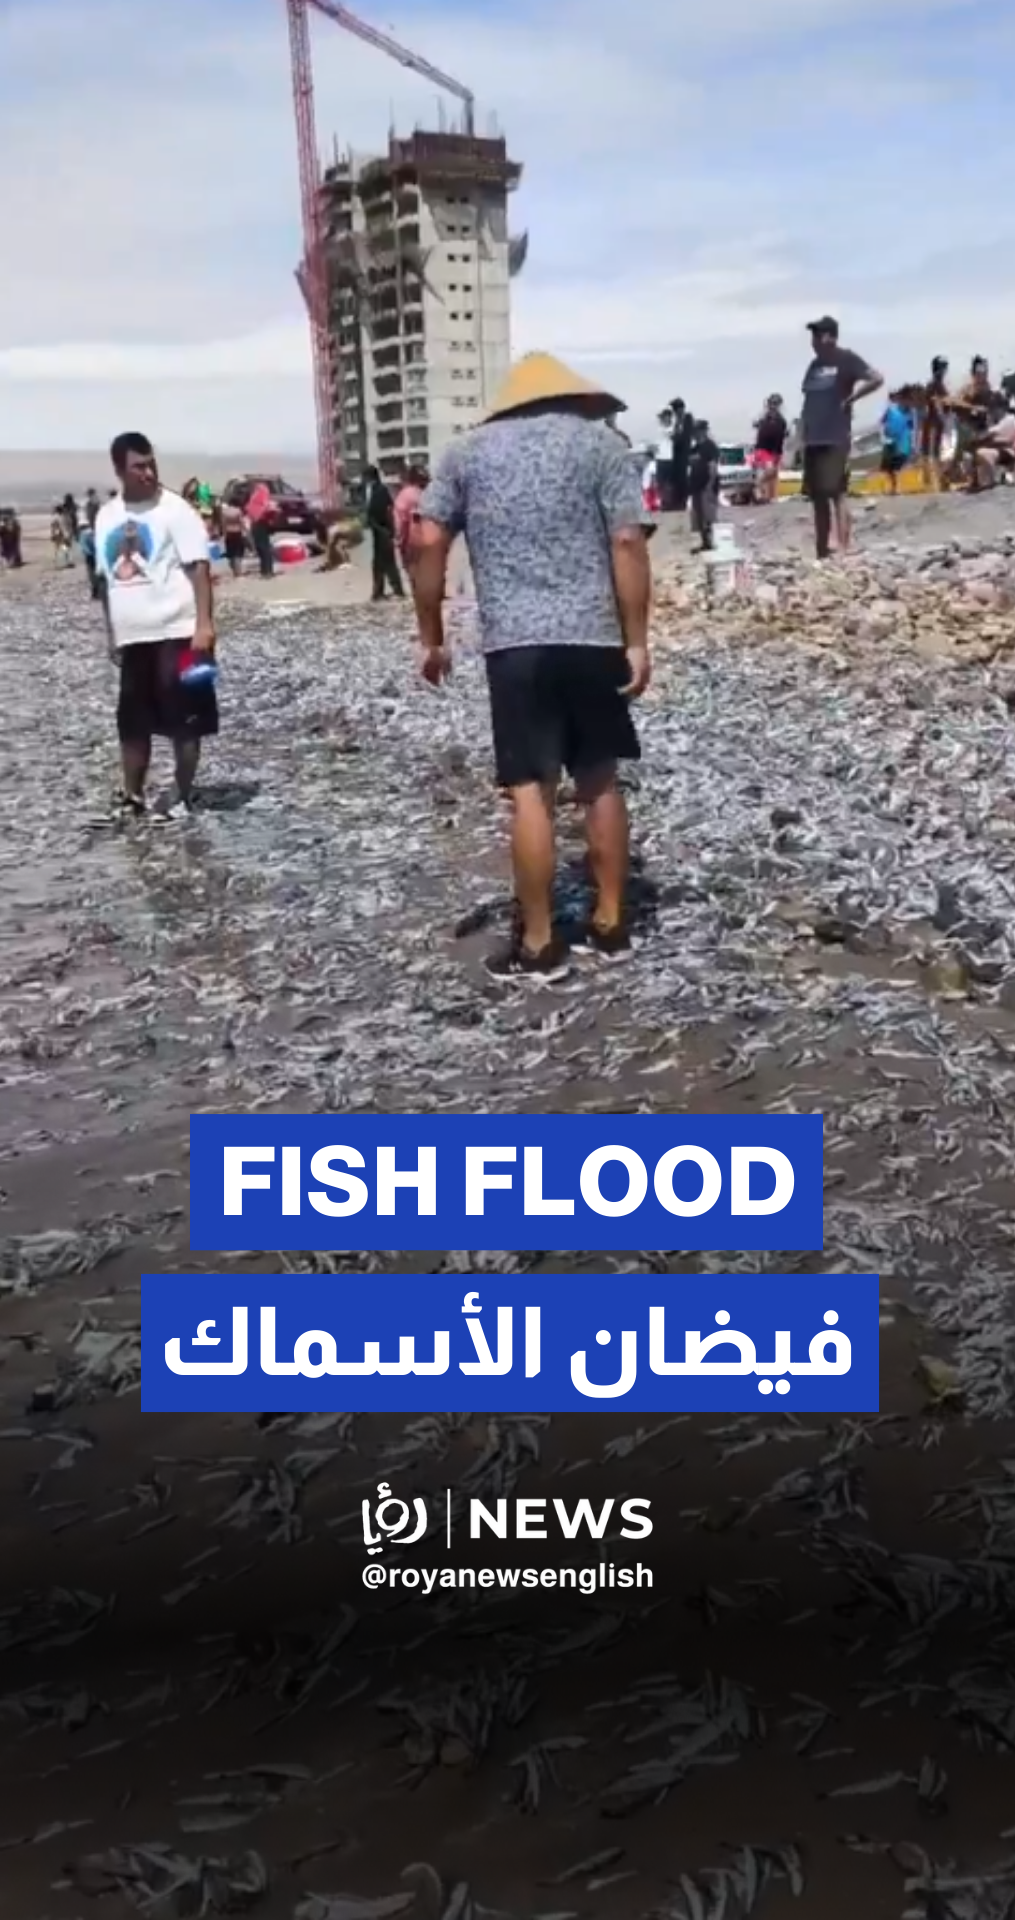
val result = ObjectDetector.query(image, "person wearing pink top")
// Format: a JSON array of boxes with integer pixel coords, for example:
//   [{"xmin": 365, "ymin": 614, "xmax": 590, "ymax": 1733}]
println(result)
[
  {"xmin": 393, "ymin": 465, "xmax": 426, "ymax": 570},
  {"xmin": 245, "ymin": 481, "xmax": 275, "ymax": 579}
]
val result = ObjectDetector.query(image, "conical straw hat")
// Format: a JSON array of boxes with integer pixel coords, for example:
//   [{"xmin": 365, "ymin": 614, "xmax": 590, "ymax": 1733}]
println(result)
[{"xmin": 484, "ymin": 351, "xmax": 625, "ymax": 422}]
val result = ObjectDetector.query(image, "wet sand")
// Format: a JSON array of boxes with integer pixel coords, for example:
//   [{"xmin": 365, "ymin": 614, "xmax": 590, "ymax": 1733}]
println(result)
[{"xmin": 2, "ymin": 500, "xmax": 1015, "ymax": 1919}]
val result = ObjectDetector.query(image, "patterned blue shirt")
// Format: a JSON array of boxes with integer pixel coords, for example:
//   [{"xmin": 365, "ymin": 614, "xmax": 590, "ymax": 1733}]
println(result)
[{"xmin": 419, "ymin": 411, "xmax": 646, "ymax": 653}]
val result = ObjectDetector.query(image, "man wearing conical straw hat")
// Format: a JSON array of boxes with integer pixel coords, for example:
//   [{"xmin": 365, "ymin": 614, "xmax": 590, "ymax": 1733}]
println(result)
[{"xmin": 413, "ymin": 351, "xmax": 653, "ymax": 981}]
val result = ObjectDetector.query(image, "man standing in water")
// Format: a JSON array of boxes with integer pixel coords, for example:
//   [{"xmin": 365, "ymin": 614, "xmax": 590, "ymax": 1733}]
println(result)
[
  {"xmin": 800, "ymin": 316, "xmax": 882, "ymax": 559},
  {"xmin": 412, "ymin": 352, "xmax": 651, "ymax": 980},
  {"xmin": 94, "ymin": 432, "xmax": 217, "ymax": 820}
]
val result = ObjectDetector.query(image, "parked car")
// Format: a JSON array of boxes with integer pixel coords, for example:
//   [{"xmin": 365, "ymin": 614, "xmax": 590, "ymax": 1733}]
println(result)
[
  {"xmin": 221, "ymin": 474, "xmax": 321, "ymax": 538},
  {"xmin": 716, "ymin": 443, "xmax": 756, "ymax": 506}
]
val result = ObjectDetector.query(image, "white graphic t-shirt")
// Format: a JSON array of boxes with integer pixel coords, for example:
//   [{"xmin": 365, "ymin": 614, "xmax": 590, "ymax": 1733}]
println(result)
[{"xmin": 94, "ymin": 488, "xmax": 210, "ymax": 647}]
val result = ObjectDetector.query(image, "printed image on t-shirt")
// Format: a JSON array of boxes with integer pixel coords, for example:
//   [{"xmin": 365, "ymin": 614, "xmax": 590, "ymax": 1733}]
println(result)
[
  {"xmin": 94, "ymin": 488, "xmax": 207, "ymax": 647},
  {"xmin": 105, "ymin": 518, "xmax": 155, "ymax": 584}
]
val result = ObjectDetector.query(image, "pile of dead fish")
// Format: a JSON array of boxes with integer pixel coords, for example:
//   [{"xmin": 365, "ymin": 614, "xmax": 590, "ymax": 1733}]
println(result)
[
  {"xmin": 4, "ymin": 570, "xmax": 1015, "ymax": 1410},
  {"xmin": 5, "ymin": 558, "xmax": 1015, "ymax": 1914},
  {"xmin": 653, "ymin": 533, "xmax": 1015, "ymax": 662}
]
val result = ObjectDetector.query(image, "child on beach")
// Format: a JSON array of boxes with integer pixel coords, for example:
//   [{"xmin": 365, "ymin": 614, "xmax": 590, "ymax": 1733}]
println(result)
[
  {"xmin": 880, "ymin": 392, "xmax": 914, "ymax": 494},
  {"xmin": 50, "ymin": 503, "xmax": 73, "ymax": 567}
]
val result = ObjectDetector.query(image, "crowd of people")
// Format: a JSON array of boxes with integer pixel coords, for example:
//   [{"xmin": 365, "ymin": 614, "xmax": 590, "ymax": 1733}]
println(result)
[
  {"xmin": 78, "ymin": 430, "xmax": 441, "ymax": 830},
  {"xmin": 614, "ymin": 404, "xmax": 725, "ymax": 554},
  {"xmin": 49, "ymin": 489, "xmax": 105, "ymax": 595},
  {"xmin": 176, "ymin": 477, "xmax": 300, "ymax": 581},
  {"xmin": 24, "ymin": 467, "xmax": 436, "ymax": 596},
  {"xmin": 637, "ymin": 397, "xmax": 789, "ymax": 552},
  {"xmin": 877, "ymin": 354, "xmax": 1015, "ymax": 494},
  {"xmin": 633, "ymin": 326, "xmax": 1015, "ymax": 562},
  {"xmin": 9, "ymin": 315, "xmax": 1015, "ymax": 976},
  {"xmin": 25, "ymin": 477, "xmax": 329, "ymax": 590}
]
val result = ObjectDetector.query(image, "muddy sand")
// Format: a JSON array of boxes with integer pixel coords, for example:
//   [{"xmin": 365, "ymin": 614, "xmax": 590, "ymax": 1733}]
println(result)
[{"xmin": 1, "ymin": 495, "xmax": 1015, "ymax": 1919}]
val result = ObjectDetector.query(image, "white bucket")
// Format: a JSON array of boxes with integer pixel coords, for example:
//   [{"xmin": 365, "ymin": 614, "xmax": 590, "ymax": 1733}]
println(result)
[
  {"xmin": 704, "ymin": 524, "xmax": 746, "ymax": 599},
  {"xmin": 704, "ymin": 555, "xmax": 742, "ymax": 599}
]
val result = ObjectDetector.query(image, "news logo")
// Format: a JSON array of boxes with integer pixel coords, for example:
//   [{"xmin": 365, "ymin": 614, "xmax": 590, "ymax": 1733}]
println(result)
[
  {"xmin": 362, "ymin": 1483, "xmax": 428, "ymax": 1555},
  {"xmin": 359, "ymin": 1483, "xmax": 655, "ymax": 1554}
]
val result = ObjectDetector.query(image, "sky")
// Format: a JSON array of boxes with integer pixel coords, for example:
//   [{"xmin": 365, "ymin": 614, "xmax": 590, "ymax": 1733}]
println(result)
[{"xmin": 1, "ymin": 0, "xmax": 1013, "ymax": 454}]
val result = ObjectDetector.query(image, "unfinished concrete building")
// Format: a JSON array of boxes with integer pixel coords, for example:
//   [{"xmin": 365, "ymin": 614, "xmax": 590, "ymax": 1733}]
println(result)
[{"xmin": 321, "ymin": 129, "xmax": 525, "ymax": 489}]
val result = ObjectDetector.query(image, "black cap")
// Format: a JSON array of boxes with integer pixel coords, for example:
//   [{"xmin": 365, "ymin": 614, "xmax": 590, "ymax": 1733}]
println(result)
[{"xmin": 807, "ymin": 314, "xmax": 839, "ymax": 337}]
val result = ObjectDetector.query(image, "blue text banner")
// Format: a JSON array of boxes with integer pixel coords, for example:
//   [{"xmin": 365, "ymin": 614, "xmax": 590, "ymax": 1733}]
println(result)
[
  {"xmin": 189, "ymin": 1114, "xmax": 824, "ymax": 1252},
  {"xmin": 142, "ymin": 1272, "xmax": 877, "ymax": 1413}
]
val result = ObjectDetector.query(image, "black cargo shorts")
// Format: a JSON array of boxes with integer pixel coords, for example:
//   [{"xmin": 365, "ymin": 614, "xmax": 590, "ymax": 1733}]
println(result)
[{"xmin": 485, "ymin": 643, "xmax": 641, "ymax": 789}]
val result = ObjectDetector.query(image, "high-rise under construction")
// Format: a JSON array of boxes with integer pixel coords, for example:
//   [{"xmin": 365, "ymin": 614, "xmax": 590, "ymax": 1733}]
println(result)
[{"xmin": 321, "ymin": 128, "xmax": 526, "ymax": 489}]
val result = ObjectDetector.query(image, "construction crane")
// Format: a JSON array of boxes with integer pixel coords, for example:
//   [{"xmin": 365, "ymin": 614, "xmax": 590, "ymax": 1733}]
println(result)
[{"xmin": 286, "ymin": 0, "xmax": 477, "ymax": 510}]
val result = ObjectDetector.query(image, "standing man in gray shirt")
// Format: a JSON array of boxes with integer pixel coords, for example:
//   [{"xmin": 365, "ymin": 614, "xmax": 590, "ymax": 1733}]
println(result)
[
  {"xmin": 412, "ymin": 352, "xmax": 652, "ymax": 981},
  {"xmin": 800, "ymin": 315, "xmax": 883, "ymax": 560}
]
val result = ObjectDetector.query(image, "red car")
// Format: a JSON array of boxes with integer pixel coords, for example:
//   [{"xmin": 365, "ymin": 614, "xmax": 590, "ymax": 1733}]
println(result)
[{"xmin": 221, "ymin": 474, "xmax": 321, "ymax": 538}]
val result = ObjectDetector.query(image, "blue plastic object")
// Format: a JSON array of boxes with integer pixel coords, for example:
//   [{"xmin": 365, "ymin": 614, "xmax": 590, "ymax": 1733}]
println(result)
[{"xmin": 180, "ymin": 659, "xmax": 218, "ymax": 688}]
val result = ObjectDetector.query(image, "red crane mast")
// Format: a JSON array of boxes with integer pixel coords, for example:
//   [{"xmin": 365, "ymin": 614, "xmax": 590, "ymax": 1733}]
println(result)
[
  {"xmin": 287, "ymin": 0, "xmax": 337, "ymax": 511},
  {"xmin": 285, "ymin": 0, "xmax": 477, "ymax": 510}
]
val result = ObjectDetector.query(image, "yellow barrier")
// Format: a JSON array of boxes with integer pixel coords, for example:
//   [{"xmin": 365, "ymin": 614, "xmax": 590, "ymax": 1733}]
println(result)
[
  {"xmin": 853, "ymin": 467, "xmax": 931, "ymax": 497},
  {"xmin": 776, "ymin": 468, "xmax": 935, "ymax": 499}
]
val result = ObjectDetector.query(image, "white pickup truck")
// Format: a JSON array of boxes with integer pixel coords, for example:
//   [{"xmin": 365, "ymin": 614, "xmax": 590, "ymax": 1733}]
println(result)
[{"xmin": 716, "ymin": 442, "xmax": 756, "ymax": 506}]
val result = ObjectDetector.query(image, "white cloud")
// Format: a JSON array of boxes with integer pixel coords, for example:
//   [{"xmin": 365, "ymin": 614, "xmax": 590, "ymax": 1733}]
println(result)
[
  {"xmin": 0, "ymin": 325, "xmax": 310, "ymax": 384},
  {"xmin": 0, "ymin": 0, "xmax": 1013, "ymax": 453}
]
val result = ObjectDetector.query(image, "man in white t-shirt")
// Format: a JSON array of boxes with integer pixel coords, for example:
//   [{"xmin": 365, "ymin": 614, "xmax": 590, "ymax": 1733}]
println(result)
[{"xmin": 94, "ymin": 431, "xmax": 217, "ymax": 819}]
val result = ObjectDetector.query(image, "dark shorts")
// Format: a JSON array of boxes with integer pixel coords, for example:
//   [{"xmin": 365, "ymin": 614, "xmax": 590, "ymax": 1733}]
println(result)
[
  {"xmin": 803, "ymin": 446, "xmax": 849, "ymax": 500},
  {"xmin": 117, "ymin": 638, "xmax": 219, "ymax": 744},
  {"xmin": 224, "ymin": 530, "xmax": 246, "ymax": 562},
  {"xmin": 485, "ymin": 645, "xmax": 640, "ymax": 789},
  {"xmin": 880, "ymin": 448, "xmax": 907, "ymax": 475}
]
